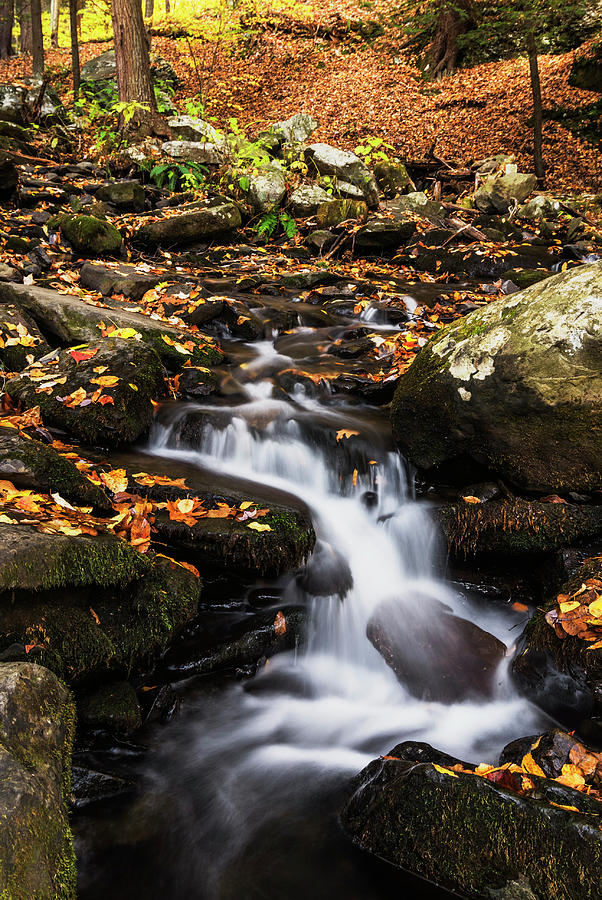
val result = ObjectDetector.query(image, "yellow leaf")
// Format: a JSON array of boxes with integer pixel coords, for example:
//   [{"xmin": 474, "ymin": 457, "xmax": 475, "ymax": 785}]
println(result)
[
  {"xmin": 247, "ymin": 522, "xmax": 272, "ymax": 532},
  {"xmin": 240, "ymin": 501, "xmax": 255, "ymax": 510},
  {"xmin": 129, "ymin": 383, "xmax": 139, "ymax": 391},
  {"xmin": 274, "ymin": 611, "xmax": 286, "ymax": 635},
  {"xmin": 557, "ymin": 764, "xmax": 586, "ymax": 790},
  {"xmin": 521, "ymin": 752, "xmax": 545, "ymax": 778},
  {"xmin": 462, "ymin": 495, "xmax": 482, "ymax": 504},
  {"xmin": 90, "ymin": 375, "xmax": 120, "ymax": 387},
  {"xmin": 432, "ymin": 764, "xmax": 458, "ymax": 778},
  {"xmin": 588, "ymin": 597, "xmax": 602, "ymax": 618},
  {"xmin": 559, "ymin": 600, "xmax": 581, "ymax": 613},
  {"xmin": 336, "ymin": 429, "xmax": 359, "ymax": 441}
]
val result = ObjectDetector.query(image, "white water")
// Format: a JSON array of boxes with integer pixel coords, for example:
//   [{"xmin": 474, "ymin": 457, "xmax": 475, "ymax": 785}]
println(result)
[{"xmin": 138, "ymin": 342, "xmax": 547, "ymax": 898}]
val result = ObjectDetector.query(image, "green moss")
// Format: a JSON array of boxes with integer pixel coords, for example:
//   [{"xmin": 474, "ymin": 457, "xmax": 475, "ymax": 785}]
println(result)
[{"xmin": 57, "ymin": 214, "xmax": 122, "ymax": 256}]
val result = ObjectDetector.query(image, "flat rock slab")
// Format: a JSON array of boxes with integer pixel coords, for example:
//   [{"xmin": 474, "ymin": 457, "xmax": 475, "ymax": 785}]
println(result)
[
  {"xmin": 0, "ymin": 662, "xmax": 76, "ymax": 899},
  {"xmin": 6, "ymin": 337, "xmax": 165, "ymax": 446},
  {"xmin": 0, "ymin": 282, "xmax": 223, "ymax": 369},
  {"xmin": 341, "ymin": 740, "xmax": 602, "ymax": 899}
]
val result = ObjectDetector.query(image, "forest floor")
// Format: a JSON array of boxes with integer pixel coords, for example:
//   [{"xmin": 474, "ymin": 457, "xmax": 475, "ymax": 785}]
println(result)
[{"xmin": 0, "ymin": 0, "xmax": 600, "ymax": 193}]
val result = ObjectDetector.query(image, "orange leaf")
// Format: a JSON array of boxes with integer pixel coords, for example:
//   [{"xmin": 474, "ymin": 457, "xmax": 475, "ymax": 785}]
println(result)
[{"xmin": 274, "ymin": 611, "xmax": 287, "ymax": 635}]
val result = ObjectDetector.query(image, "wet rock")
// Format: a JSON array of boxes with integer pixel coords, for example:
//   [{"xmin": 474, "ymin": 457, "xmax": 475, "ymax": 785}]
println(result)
[
  {"xmin": 474, "ymin": 173, "xmax": 538, "ymax": 214},
  {"xmin": 373, "ymin": 160, "xmax": 411, "ymax": 197},
  {"xmin": 0, "ymin": 541, "xmax": 200, "ymax": 684},
  {"xmin": 133, "ymin": 201, "xmax": 241, "ymax": 248},
  {"xmin": 290, "ymin": 184, "xmax": 332, "ymax": 217},
  {"xmin": 248, "ymin": 166, "xmax": 286, "ymax": 213},
  {"xmin": 6, "ymin": 338, "xmax": 164, "ymax": 446},
  {"xmin": 305, "ymin": 144, "xmax": 379, "ymax": 208},
  {"xmin": 71, "ymin": 765, "xmax": 134, "ymax": 808},
  {"xmin": 54, "ymin": 214, "xmax": 122, "ymax": 257},
  {"xmin": 512, "ymin": 557, "xmax": 602, "ymax": 728},
  {"xmin": 0, "ymin": 662, "xmax": 76, "ymax": 899},
  {"xmin": 367, "ymin": 598, "xmax": 505, "ymax": 702},
  {"xmin": 0, "ymin": 427, "xmax": 111, "ymax": 512},
  {"xmin": 296, "ymin": 539, "xmax": 353, "ymax": 598},
  {"xmin": 316, "ymin": 199, "xmax": 368, "ymax": 227},
  {"xmin": 501, "ymin": 267, "xmax": 550, "ymax": 289},
  {"xmin": 176, "ymin": 364, "xmax": 220, "ymax": 399},
  {"xmin": 341, "ymin": 740, "xmax": 602, "ymax": 900},
  {"xmin": 391, "ymin": 262, "xmax": 602, "ymax": 493},
  {"xmin": 0, "ymin": 302, "xmax": 50, "ymax": 371},
  {"xmin": 95, "ymin": 180, "xmax": 145, "ymax": 212},
  {"xmin": 79, "ymin": 261, "xmax": 167, "ymax": 301},
  {"xmin": 163, "ymin": 606, "xmax": 306, "ymax": 680},
  {"xmin": 161, "ymin": 139, "xmax": 222, "ymax": 166},
  {"xmin": 0, "ymin": 281, "xmax": 222, "ymax": 368},
  {"xmin": 0, "ymin": 151, "xmax": 18, "ymax": 198},
  {"xmin": 272, "ymin": 112, "xmax": 318, "ymax": 144},
  {"xmin": 402, "ymin": 241, "xmax": 556, "ymax": 279},
  {"xmin": 438, "ymin": 499, "xmax": 602, "ymax": 558},
  {"xmin": 78, "ymin": 682, "xmax": 142, "ymax": 736}
]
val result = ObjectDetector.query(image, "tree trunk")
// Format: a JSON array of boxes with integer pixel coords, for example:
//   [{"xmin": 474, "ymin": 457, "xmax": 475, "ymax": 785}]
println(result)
[
  {"xmin": 144, "ymin": 0, "xmax": 153, "ymax": 18},
  {"xmin": 17, "ymin": 0, "xmax": 32, "ymax": 52},
  {"xmin": 428, "ymin": 0, "xmax": 473, "ymax": 76},
  {"xmin": 0, "ymin": 0, "xmax": 14, "ymax": 59},
  {"xmin": 110, "ymin": 0, "xmax": 166, "ymax": 135},
  {"xmin": 50, "ymin": 0, "xmax": 59, "ymax": 47},
  {"xmin": 30, "ymin": 0, "xmax": 43, "ymax": 75},
  {"xmin": 527, "ymin": 30, "xmax": 545, "ymax": 181},
  {"xmin": 69, "ymin": 0, "xmax": 79, "ymax": 98},
  {"xmin": 165, "ymin": 0, "xmax": 170, "ymax": 13}
]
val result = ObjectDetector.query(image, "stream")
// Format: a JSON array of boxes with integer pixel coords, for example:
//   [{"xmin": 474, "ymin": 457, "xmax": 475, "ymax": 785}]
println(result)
[{"xmin": 75, "ymin": 290, "xmax": 550, "ymax": 899}]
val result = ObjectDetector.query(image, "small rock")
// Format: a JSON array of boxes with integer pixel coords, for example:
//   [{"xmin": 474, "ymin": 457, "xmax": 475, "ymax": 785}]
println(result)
[
  {"xmin": 272, "ymin": 112, "xmax": 318, "ymax": 144},
  {"xmin": 248, "ymin": 166, "xmax": 287, "ymax": 213},
  {"xmin": 474, "ymin": 173, "xmax": 538, "ymax": 214},
  {"xmin": 373, "ymin": 160, "xmax": 412, "ymax": 197},
  {"xmin": 161, "ymin": 139, "xmax": 223, "ymax": 166},
  {"xmin": 290, "ymin": 184, "xmax": 332, "ymax": 217},
  {"xmin": 95, "ymin": 180, "xmax": 145, "ymax": 212}
]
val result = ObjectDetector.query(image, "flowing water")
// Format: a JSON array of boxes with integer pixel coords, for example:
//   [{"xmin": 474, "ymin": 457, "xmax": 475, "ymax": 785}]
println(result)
[{"xmin": 77, "ymin": 314, "xmax": 549, "ymax": 900}]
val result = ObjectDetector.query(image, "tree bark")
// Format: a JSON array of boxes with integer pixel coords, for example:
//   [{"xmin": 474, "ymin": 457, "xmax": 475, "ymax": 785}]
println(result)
[
  {"xmin": 0, "ymin": 0, "xmax": 14, "ymax": 59},
  {"xmin": 50, "ymin": 0, "xmax": 59, "ymax": 47},
  {"xmin": 428, "ymin": 0, "xmax": 473, "ymax": 76},
  {"xmin": 17, "ymin": 0, "xmax": 32, "ymax": 52},
  {"xmin": 30, "ymin": 0, "xmax": 43, "ymax": 75},
  {"xmin": 165, "ymin": 0, "xmax": 170, "ymax": 13},
  {"xmin": 69, "ymin": 0, "xmax": 79, "ymax": 98},
  {"xmin": 527, "ymin": 30, "xmax": 545, "ymax": 181},
  {"xmin": 110, "ymin": 0, "xmax": 167, "ymax": 135},
  {"xmin": 144, "ymin": 0, "xmax": 153, "ymax": 18}
]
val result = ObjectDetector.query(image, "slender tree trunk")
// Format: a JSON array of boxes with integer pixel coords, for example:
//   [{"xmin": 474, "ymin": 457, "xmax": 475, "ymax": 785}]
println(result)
[
  {"xmin": 164, "ymin": 0, "xmax": 169, "ymax": 13},
  {"xmin": 110, "ymin": 0, "xmax": 166, "ymax": 135},
  {"xmin": 30, "ymin": 0, "xmax": 43, "ymax": 74},
  {"xmin": 50, "ymin": 0, "xmax": 59, "ymax": 46},
  {"xmin": 144, "ymin": 0, "xmax": 153, "ymax": 18},
  {"xmin": 0, "ymin": 0, "xmax": 14, "ymax": 59},
  {"xmin": 428, "ymin": 0, "xmax": 474, "ymax": 76},
  {"xmin": 527, "ymin": 30, "xmax": 545, "ymax": 180},
  {"xmin": 69, "ymin": 0, "xmax": 79, "ymax": 98},
  {"xmin": 17, "ymin": 0, "xmax": 32, "ymax": 52},
  {"xmin": 76, "ymin": 0, "xmax": 82, "ymax": 35}
]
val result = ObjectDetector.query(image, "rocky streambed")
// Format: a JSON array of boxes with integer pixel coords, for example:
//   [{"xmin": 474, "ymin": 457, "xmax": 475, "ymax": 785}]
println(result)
[{"xmin": 0, "ymin": 109, "xmax": 600, "ymax": 899}]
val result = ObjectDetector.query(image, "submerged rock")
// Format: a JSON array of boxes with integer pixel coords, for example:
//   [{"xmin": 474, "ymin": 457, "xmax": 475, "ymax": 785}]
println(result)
[
  {"xmin": 0, "ymin": 662, "xmax": 76, "ymax": 899},
  {"xmin": 391, "ymin": 262, "xmax": 602, "ymax": 493},
  {"xmin": 341, "ymin": 739, "xmax": 602, "ymax": 899}
]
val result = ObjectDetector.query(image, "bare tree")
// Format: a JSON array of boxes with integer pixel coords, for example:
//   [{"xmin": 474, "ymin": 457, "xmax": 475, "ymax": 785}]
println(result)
[
  {"xmin": 110, "ymin": 0, "xmax": 167, "ymax": 134},
  {"xmin": 50, "ymin": 0, "xmax": 60, "ymax": 48},
  {"xmin": 527, "ymin": 30, "xmax": 545, "ymax": 180},
  {"xmin": 69, "ymin": 0, "xmax": 80, "ymax": 98},
  {"xmin": 30, "ymin": 0, "xmax": 43, "ymax": 75},
  {"xmin": 0, "ymin": 0, "xmax": 14, "ymax": 58},
  {"xmin": 17, "ymin": 0, "xmax": 32, "ymax": 52}
]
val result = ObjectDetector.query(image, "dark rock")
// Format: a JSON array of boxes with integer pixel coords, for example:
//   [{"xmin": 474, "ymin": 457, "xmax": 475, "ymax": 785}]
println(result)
[
  {"xmin": 501, "ymin": 267, "xmax": 551, "ymax": 289},
  {"xmin": 354, "ymin": 215, "xmax": 416, "ymax": 252},
  {"xmin": 71, "ymin": 765, "xmax": 134, "ymax": 808},
  {"xmin": 176, "ymin": 364, "xmax": 220, "ymax": 399},
  {"xmin": 316, "ymin": 199, "xmax": 368, "ymax": 227},
  {"xmin": 0, "ymin": 151, "xmax": 18, "ymax": 198},
  {"xmin": 391, "ymin": 262, "xmax": 602, "ymax": 493},
  {"xmin": 133, "ymin": 201, "xmax": 241, "ymax": 248},
  {"xmin": 78, "ymin": 682, "xmax": 142, "ymax": 736},
  {"xmin": 341, "ymin": 739, "xmax": 602, "ymax": 900},
  {"xmin": 95, "ymin": 180, "xmax": 145, "ymax": 212},
  {"xmin": 6, "ymin": 337, "xmax": 165, "ymax": 446},
  {"xmin": 367, "ymin": 598, "xmax": 506, "ymax": 702},
  {"xmin": 0, "ymin": 662, "xmax": 75, "ymax": 899},
  {"xmin": 569, "ymin": 43, "xmax": 602, "ymax": 91},
  {"xmin": 79, "ymin": 261, "xmax": 166, "ymax": 301},
  {"xmin": 295, "ymin": 539, "xmax": 353, "ymax": 598},
  {"xmin": 0, "ymin": 303, "xmax": 49, "ymax": 371},
  {"xmin": 55, "ymin": 214, "xmax": 122, "ymax": 257}
]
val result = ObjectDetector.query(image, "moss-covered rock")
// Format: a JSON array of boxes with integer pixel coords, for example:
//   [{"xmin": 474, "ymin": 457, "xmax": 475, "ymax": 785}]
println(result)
[
  {"xmin": 94, "ymin": 180, "xmax": 145, "ymax": 212},
  {"xmin": 502, "ymin": 267, "xmax": 551, "ymax": 289},
  {"xmin": 0, "ymin": 304, "xmax": 50, "ymax": 372},
  {"xmin": 0, "ymin": 536, "xmax": 200, "ymax": 684},
  {"xmin": 0, "ymin": 281, "xmax": 222, "ymax": 370},
  {"xmin": 474, "ymin": 173, "xmax": 538, "ymax": 214},
  {"xmin": 512, "ymin": 557, "xmax": 602, "ymax": 727},
  {"xmin": 391, "ymin": 262, "xmax": 602, "ymax": 493},
  {"xmin": 0, "ymin": 427, "xmax": 111, "ymax": 512},
  {"xmin": 55, "ymin": 214, "xmax": 122, "ymax": 257},
  {"xmin": 569, "ymin": 41, "xmax": 602, "ymax": 92},
  {"xmin": 6, "ymin": 338, "xmax": 165, "ymax": 446},
  {"xmin": 438, "ymin": 499, "xmax": 602, "ymax": 558},
  {"xmin": 0, "ymin": 662, "xmax": 76, "ymax": 900},
  {"xmin": 373, "ymin": 160, "xmax": 411, "ymax": 197},
  {"xmin": 316, "ymin": 199, "xmax": 368, "ymax": 228},
  {"xmin": 341, "ymin": 740, "xmax": 602, "ymax": 899},
  {"xmin": 78, "ymin": 681, "xmax": 142, "ymax": 735}
]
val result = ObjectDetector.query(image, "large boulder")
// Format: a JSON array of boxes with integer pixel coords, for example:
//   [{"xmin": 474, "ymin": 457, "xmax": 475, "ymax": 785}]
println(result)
[
  {"xmin": 55, "ymin": 214, "xmax": 122, "ymax": 257},
  {"xmin": 248, "ymin": 166, "xmax": 286, "ymax": 213},
  {"xmin": 474, "ymin": 173, "xmax": 538, "ymax": 214},
  {"xmin": 133, "ymin": 201, "xmax": 241, "ymax": 248},
  {"xmin": 290, "ymin": 184, "xmax": 332, "ymax": 217},
  {"xmin": 341, "ymin": 739, "xmax": 602, "ymax": 899},
  {"xmin": 166, "ymin": 115, "xmax": 224, "ymax": 145},
  {"xmin": 161, "ymin": 140, "xmax": 222, "ymax": 166},
  {"xmin": 305, "ymin": 144, "xmax": 379, "ymax": 208},
  {"xmin": 272, "ymin": 112, "xmax": 318, "ymax": 144},
  {"xmin": 391, "ymin": 262, "xmax": 602, "ymax": 493},
  {"xmin": 6, "ymin": 338, "xmax": 165, "ymax": 446},
  {"xmin": 0, "ymin": 662, "xmax": 76, "ymax": 899}
]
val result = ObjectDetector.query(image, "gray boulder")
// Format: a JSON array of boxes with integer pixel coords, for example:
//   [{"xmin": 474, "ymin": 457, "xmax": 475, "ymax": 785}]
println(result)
[
  {"xmin": 290, "ymin": 184, "xmax": 332, "ymax": 217},
  {"xmin": 392, "ymin": 191, "xmax": 444, "ymax": 221},
  {"xmin": 0, "ymin": 662, "xmax": 76, "ymax": 900},
  {"xmin": 161, "ymin": 139, "xmax": 222, "ymax": 166},
  {"xmin": 134, "ymin": 201, "xmax": 241, "ymax": 248},
  {"xmin": 248, "ymin": 166, "xmax": 286, "ymax": 213},
  {"xmin": 272, "ymin": 112, "xmax": 318, "ymax": 144},
  {"xmin": 95, "ymin": 180, "xmax": 145, "ymax": 212},
  {"xmin": 518, "ymin": 195, "xmax": 561, "ymax": 220},
  {"xmin": 81, "ymin": 49, "xmax": 116, "ymax": 82},
  {"xmin": 166, "ymin": 115, "xmax": 223, "ymax": 145},
  {"xmin": 0, "ymin": 81, "xmax": 64, "ymax": 125},
  {"xmin": 474, "ymin": 173, "xmax": 538, "ymax": 214},
  {"xmin": 305, "ymin": 143, "xmax": 379, "ymax": 208},
  {"xmin": 373, "ymin": 160, "xmax": 412, "ymax": 197},
  {"xmin": 391, "ymin": 261, "xmax": 602, "ymax": 492}
]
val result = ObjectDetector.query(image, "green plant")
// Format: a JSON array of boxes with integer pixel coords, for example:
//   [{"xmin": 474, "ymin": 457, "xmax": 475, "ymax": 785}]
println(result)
[
  {"xmin": 255, "ymin": 210, "xmax": 297, "ymax": 240},
  {"xmin": 149, "ymin": 160, "xmax": 208, "ymax": 192},
  {"xmin": 354, "ymin": 136, "xmax": 395, "ymax": 165}
]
